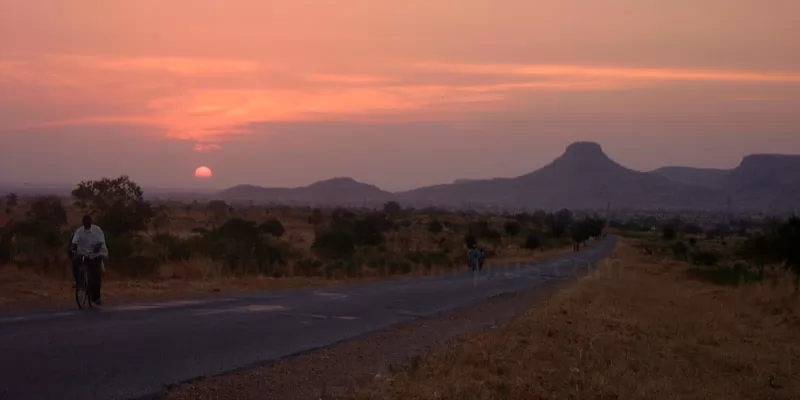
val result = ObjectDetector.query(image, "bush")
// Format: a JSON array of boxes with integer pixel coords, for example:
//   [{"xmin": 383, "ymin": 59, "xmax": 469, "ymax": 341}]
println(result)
[
  {"xmin": 312, "ymin": 230, "xmax": 356, "ymax": 259},
  {"xmin": 151, "ymin": 233, "xmax": 192, "ymax": 262},
  {"xmin": 672, "ymin": 241, "xmax": 689, "ymax": 260},
  {"xmin": 503, "ymin": 221, "xmax": 522, "ymax": 236},
  {"xmin": 428, "ymin": 220, "xmax": 444, "ymax": 234},
  {"xmin": 383, "ymin": 201, "xmax": 402, "ymax": 216},
  {"xmin": 523, "ymin": 233, "xmax": 541, "ymax": 250},
  {"xmin": 684, "ymin": 223, "xmax": 704, "ymax": 235},
  {"xmin": 464, "ymin": 235, "xmax": 477, "ymax": 249},
  {"xmin": 259, "ymin": 218, "xmax": 285, "ymax": 237},
  {"xmin": 693, "ymin": 250, "xmax": 722, "ymax": 266},
  {"xmin": 662, "ymin": 225, "xmax": 678, "ymax": 240}
]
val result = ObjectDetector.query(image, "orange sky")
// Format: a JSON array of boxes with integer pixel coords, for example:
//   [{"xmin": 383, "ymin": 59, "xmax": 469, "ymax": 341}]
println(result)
[{"xmin": 1, "ymin": 0, "xmax": 799, "ymax": 190}]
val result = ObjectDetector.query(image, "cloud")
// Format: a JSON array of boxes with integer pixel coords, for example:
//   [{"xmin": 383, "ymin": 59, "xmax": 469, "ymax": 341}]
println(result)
[
  {"xmin": 413, "ymin": 62, "xmax": 800, "ymax": 84},
  {"xmin": 49, "ymin": 55, "xmax": 270, "ymax": 76},
  {"xmin": 6, "ymin": 54, "xmax": 800, "ymax": 147},
  {"xmin": 302, "ymin": 73, "xmax": 393, "ymax": 85},
  {"xmin": 194, "ymin": 143, "xmax": 223, "ymax": 152}
]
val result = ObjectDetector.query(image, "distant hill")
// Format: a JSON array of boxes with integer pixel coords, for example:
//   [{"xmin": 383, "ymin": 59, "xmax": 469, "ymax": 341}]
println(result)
[
  {"xmin": 649, "ymin": 166, "xmax": 730, "ymax": 188},
  {"xmin": 397, "ymin": 142, "xmax": 718, "ymax": 210},
  {"xmin": 216, "ymin": 142, "xmax": 800, "ymax": 213},
  {"xmin": 722, "ymin": 154, "xmax": 800, "ymax": 212},
  {"xmin": 218, "ymin": 177, "xmax": 394, "ymax": 206}
]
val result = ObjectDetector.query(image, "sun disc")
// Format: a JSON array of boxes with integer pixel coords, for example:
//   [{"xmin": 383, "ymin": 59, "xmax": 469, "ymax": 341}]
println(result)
[{"xmin": 195, "ymin": 166, "xmax": 213, "ymax": 178}]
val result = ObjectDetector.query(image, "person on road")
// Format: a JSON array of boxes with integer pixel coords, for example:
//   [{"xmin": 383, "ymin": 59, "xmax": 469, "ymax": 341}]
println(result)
[
  {"xmin": 467, "ymin": 243, "xmax": 484, "ymax": 272},
  {"xmin": 70, "ymin": 215, "xmax": 108, "ymax": 306}
]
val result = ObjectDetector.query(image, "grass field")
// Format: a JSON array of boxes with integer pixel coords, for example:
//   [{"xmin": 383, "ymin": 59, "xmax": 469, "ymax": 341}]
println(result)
[
  {"xmin": 341, "ymin": 238, "xmax": 800, "ymax": 399},
  {"xmin": 1, "ymin": 199, "xmax": 577, "ymax": 309}
]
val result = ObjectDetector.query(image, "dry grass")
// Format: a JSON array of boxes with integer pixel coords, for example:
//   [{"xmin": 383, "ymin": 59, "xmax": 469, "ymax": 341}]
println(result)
[
  {"xmin": 0, "ymin": 246, "xmax": 572, "ymax": 310},
  {"xmin": 3, "ymin": 201, "xmax": 577, "ymax": 310},
  {"xmin": 341, "ymin": 239, "xmax": 800, "ymax": 400}
]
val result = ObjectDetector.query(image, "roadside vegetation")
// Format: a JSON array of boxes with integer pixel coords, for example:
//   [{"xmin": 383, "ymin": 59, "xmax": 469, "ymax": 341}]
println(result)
[
  {"xmin": 340, "ymin": 219, "xmax": 800, "ymax": 400},
  {"xmin": 0, "ymin": 176, "xmax": 609, "ymax": 308}
]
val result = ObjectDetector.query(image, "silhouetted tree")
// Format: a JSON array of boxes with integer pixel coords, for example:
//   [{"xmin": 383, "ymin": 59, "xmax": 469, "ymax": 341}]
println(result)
[
  {"xmin": 5, "ymin": 193, "xmax": 18, "ymax": 216},
  {"xmin": 428, "ymin": 220, "xmax": 444, "ymax": 234},
  {"xmin": 503, "ymin": 221, "xmax": 522, "ymax": 236},
  {"xmin": 523, "ymin": 233, "xmax": 541, "ymax": 250},
  {"xmin": 72, "ymin": 176, "xmax": 152, "ymax": 237},
  {"xmin": 259, "ymin": 218, "xmax": 286, "ymax": 237},
  {"xmin": 662, "ymin": 224, "xmax": 678, "ymax": 241},
  {"xmin": 383, "ymin": 201, "xmax": 402, "ymax": 217}
]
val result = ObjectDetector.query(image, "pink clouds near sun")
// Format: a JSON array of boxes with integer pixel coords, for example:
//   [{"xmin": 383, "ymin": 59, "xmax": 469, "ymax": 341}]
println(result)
[{"xmin": 194, "ymin": 166, "xmax": 213, "ymax": 178}]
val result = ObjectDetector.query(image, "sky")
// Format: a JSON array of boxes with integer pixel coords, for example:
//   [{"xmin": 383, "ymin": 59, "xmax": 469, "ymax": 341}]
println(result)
[{"xmin": 1, "ymin": 0, "xmax": 799, "ymax": 191}]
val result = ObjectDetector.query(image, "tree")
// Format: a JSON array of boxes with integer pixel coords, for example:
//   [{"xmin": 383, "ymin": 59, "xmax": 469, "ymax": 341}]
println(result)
[
  {"xmin": 5, "ymin": 192, "xmax": 18, "ymax": 215},
  {"xmin": 428, "ymin": 220, "xmax": 444, "ymax": 234},
  {"xmin": 311, "ymin": 230, "xmax": 356, "ymax": 259},
  {"xmin": 72, "ymin": 176, "xmax": 152, "ymax": 237},
  {"xmin": 503, "ymin": 221, "xmax": 522, "ymax": 236},
  {"xmin": 259, "ymin": 218, "xmax": 286, "ymax": 238},
  {"xmin": 205, "ymin": 200, "xmax": 229, "ymax": 226},
  {"xmin": 556, "ymin": 208, "xmax": 574, "ymax": 227},
  {"xmin": 8, "ymin": 196, "xmax": 67, "ymax": 268},
  {"xmin": 151, "ymin": 206, "xmax": 171, "ymax": 234},
  {"xmin": 523, "ymin": 233, "xmax": 541, "ymax": 250},
  {"xmin": 662, "ymin": 224, "xmax": 678, "ymax": 240},
  {"xmin": 383, "ymin": 201, "xmax": 402, "ymax": 216},
  {"xmin": 739, "ymin": 233, "xmax": 782, "ymax": 280},
  {"xmin": 684, "ymin": 223, "xmax": 704, "ymax": 235},
  {"xmin": 308, "ymin": 208, "xmax": 325, "ymax": 227}
]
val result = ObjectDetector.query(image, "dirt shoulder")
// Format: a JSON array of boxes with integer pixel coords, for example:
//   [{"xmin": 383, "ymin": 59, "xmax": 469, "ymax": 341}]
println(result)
[
  {"xmin": 161, "ymin": 270, "xmax": 578, "ymax": 400},
  {"xmin": 340, "ymin": 239, "xmax": 800, "ymax": 400}
]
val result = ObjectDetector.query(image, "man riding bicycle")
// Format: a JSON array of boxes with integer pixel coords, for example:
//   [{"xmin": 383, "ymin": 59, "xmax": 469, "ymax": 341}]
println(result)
[{"xmin": 70, "ymin": 215, "xmax": 108, "ymax": 306}]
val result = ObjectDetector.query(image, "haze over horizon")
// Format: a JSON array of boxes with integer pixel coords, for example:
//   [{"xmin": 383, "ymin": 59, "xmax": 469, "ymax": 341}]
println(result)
[{"xmin": 2, "ymin": 0, "xmax": 799, "ymax": 192}]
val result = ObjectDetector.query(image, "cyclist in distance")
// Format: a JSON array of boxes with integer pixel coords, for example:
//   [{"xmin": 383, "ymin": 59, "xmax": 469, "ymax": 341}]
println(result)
[
  {"xmin": 467, "ymin": 243, "xmax": 483, "ymax": 272},
  {"xmin": 70, "ymin": 215, "xmax": 108, "ymax": 306}
]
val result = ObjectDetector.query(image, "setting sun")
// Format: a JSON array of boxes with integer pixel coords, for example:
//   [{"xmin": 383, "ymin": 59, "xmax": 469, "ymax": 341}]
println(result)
[{"xmin": 194, "ymin": 166, "xmax": 213, "ymax": 178}]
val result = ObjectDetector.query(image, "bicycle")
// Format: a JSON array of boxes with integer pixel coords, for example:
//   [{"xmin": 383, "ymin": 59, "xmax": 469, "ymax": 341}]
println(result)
[{"xmin": 74, "ymin": 255, "xmax": 94, "ymax": 310}]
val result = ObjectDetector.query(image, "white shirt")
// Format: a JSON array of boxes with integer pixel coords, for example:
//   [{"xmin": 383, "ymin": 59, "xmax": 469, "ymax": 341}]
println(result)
[{"xmin": 71, "ymin": 225, "xmax": 108, "ymax": 258}]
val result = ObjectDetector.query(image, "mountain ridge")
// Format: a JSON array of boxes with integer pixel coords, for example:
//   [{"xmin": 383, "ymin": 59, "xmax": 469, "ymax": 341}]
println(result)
[{"xmin": 217, "ymin": 142, "xmax": 800, "ymax": 212}]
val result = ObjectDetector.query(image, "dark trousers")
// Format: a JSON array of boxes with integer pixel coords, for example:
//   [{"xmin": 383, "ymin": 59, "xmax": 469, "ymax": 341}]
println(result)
[{"xmin": 72, "ymin": 256, "xmax": 103, "ymax": 302}]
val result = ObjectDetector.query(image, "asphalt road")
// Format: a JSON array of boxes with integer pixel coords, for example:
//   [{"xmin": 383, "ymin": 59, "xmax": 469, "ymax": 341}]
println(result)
[{"xmin": 0, "ymin": 236, "xmax": 616, "ymax": 400}]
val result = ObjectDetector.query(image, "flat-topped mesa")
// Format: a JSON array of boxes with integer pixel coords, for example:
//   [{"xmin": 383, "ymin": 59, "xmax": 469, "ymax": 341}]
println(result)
[
  {"xmin": 564, "ymin": 141, "xmax": 606, "ymax": 158},
  {"xmin": 737, "ymin": 154, "xmax": 800, "ymax": 171},
  {"xmin": 549, "ymin": 141, "xmax": 618, "ymax": 171}
]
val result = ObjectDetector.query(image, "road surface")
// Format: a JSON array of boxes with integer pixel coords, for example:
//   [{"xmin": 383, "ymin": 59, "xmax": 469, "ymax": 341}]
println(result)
[{"xmin": 0, "ymin": 236, "xmax": 616, "ymax": 400}]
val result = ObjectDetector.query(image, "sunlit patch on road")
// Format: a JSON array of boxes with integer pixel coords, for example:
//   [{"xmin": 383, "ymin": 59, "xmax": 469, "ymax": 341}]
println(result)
[
  {"xmin": 194, "ymin": 304, "xmax": 289, "ymax": 316},
  {"xmin": 312, "ymin": 292, "xmax": 350, "ymax": 300},
  {"xmin": 112, "ymin": 298, "xmax": 236, "ymax": 312}
]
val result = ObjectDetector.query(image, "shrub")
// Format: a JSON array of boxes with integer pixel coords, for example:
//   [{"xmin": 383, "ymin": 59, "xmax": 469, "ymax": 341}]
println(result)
[
  {"xmin": 662, "ymin": 225, "xmax": 678, "ymax": 240},
  {"xmin": 259, "ymin": 218, "xmax": 285, "ymax": 237},
  {"xmin": 464, "ymin": 235, "xmax": 477, "ymax": 249},
  {"xmin": 684, "ymin": 223, "xmax": 704, "ymax": 235},
  {"xmin": 523, "ymin": 233, "xmax": 541, "ymax": 250},
  {"xmin": 428, "ymin": 220, "xmax": 444, "ymax": 234},
  {"xmin": 383, "ymin": 201, "xmax": 402, "ymax": 216},
  {"xmin": 672, "ymin": 241, "xmax": 689, "ymax": 260},
  {"xmin": 503, "ymin": 221, "xmax": 522, "ymax": 236},
  {"xmin": 311, "ymin": 230, "xmax": 356, "ymax": 259},
  {"xmin": 693, "ymin": 250, "xmax": 722, "ymax": 266}
]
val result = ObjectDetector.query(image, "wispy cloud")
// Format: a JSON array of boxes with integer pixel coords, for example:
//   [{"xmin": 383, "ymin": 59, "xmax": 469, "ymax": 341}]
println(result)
[
  {"xmin": 50, "ymin": 55, "xmax": 270, "ymax": 76},
  {"xmin": 414, "ymin": 62, "xmax": 800, "ymax": 84},
  {"xmin": 6, "ymin": 54, "xmax": 800, "ymax": 148},
  {"xmin": 302, "ymin": 73, "xmax": 393, "ymax": 84},
  {"xmin": 194, "ymin": 143, "xmax": 223, "ymax": 152}
]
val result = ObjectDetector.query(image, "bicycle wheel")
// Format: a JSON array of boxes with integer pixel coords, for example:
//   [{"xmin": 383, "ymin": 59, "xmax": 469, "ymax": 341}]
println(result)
[{"xmin": 75, "ymin": 266, "xmax": 92, "ymax": 309}]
